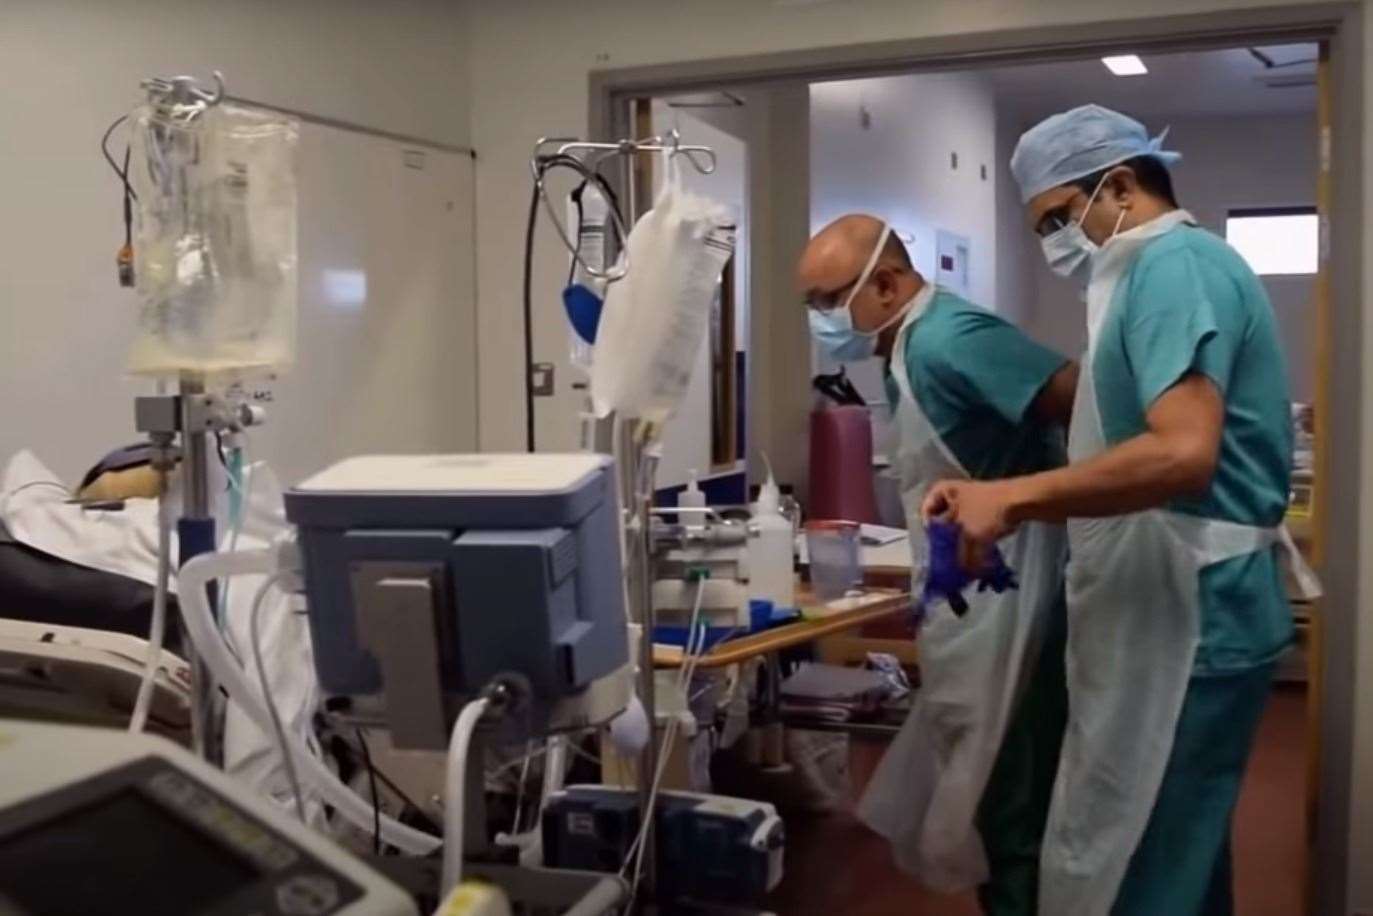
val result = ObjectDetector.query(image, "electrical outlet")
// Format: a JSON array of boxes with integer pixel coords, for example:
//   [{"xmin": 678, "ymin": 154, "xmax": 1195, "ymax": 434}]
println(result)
[{"xmin": 531, "ymin": 362, "xmax": 556, "ymax": 397}]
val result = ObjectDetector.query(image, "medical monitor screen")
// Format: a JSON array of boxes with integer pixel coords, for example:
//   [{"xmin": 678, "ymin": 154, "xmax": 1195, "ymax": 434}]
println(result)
[{"xmin": 0, "ymin": 789, "xmax": 257, "ymax": 916}]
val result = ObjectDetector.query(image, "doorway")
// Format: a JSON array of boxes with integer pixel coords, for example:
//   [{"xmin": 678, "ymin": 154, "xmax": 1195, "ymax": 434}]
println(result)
[
  {"xmin": 805, "ymin": 43, "xmax": 1320, "ymax": 916},
  {"xmin": 591, "ymin": 7, "xmax": 1361, "ymax": 915}
]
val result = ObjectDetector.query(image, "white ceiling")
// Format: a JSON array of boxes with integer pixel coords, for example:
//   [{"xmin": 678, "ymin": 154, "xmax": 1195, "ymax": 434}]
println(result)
[{"xmin": 987, "ymin": 43, "xmax": 1318, "ymax": 125}]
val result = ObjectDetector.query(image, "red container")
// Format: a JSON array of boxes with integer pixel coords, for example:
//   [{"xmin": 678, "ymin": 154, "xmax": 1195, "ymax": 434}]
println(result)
[{"xmin": 808, "ymin": 405, "xmax": 880, "ymax": 524}]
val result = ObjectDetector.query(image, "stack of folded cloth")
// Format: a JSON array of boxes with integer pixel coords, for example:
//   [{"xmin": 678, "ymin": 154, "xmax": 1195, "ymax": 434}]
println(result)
[{"xmin": 779, "ymin": 662, "xmax": 894, "ymax": 723}]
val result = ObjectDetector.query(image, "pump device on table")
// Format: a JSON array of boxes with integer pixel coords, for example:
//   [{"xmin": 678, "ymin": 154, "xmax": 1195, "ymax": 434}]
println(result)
[
  {"xmin": 543, "ymin": 785, "xmax": 784, "ymax": 906},
  {"xmin": 649, "ymin": 467, "xmax": 796, "ymax": 646}
]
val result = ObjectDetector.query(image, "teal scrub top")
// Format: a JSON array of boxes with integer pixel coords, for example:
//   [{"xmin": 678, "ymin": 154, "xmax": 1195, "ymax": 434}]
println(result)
[
  {"xmin": 1093, "ymin": 222, "xmax": 1295, "ymax": 673},
  {"xmin": 885, "ymin": 288, "xmax": 1069, "ymax": 480}
]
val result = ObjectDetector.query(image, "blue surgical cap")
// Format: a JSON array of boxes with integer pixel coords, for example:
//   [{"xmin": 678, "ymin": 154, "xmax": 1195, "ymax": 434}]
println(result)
[{"xmin": 1010, "ymin": 104, "xmax": 1182, "ymax": 204}]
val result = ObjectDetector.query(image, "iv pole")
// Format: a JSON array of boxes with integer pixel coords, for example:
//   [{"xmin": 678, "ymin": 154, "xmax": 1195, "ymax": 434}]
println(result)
[{"xmin": 529, "ymin": 129, "xmax": 718, "ymax": 905}]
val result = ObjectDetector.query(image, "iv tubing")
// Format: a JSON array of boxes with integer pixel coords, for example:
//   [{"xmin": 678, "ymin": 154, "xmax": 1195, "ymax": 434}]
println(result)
[
  {"xmin": 440, "ymin": 697, "xmax": 492, "ymax": 895},
  {"xmin": 177, "ymin": 548, "xmax": 442, "ymax": 854},
  {"xmin": 128, "ymin": 481, "xmax": 173, "ymax": 733}
]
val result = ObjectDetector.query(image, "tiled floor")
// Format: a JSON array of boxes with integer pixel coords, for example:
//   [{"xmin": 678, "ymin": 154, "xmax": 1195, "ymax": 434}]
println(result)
[{"xmin": 765, "ymin": 685, "xmax": 1308, "ymax": 915}]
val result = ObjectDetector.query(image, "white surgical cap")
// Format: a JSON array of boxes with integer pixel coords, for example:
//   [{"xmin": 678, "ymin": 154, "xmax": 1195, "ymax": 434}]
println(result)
[{"xmin": 1010, "ymin": 104, "xmax": 1182, "ymax": 204}]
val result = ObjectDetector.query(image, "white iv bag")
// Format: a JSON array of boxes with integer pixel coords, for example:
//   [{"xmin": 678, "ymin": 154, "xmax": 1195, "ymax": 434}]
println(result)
[
  {"xmin": 129, "ymin": 102, "xmax": 299, "ymax": 376},
  {"xmin": 590, "ymin": 158, "xmax": 734, "ymax": 427}
]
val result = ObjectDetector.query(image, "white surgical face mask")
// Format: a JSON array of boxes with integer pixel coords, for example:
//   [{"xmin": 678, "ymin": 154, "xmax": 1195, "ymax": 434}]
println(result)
[
  {"xmin": 810, "ymin": 224, "xmax": 914, "ymax": 362},
  {"xmin": 1038, "ymin": 172, "xmax": 1126, "ymax": 279},
  {"xmin": 1040, "ymin": 223, "xmax": 1096, "ymax": 279}
]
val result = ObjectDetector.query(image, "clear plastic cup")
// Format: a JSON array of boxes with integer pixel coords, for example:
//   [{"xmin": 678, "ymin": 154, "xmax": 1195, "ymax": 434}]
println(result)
[{"xmin": 805, "ymin": 520, "xmax": 862, "ymax": 601}]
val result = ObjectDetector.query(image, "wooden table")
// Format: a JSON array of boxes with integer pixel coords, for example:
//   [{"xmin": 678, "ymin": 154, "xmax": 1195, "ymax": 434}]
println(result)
[
  {"xmin": 610, "ymin": 586, "xmax": 912, "ymax": 793},
  {"xmin": 652, "ymin": 587, "xmax": 911, "ymax": 669}
]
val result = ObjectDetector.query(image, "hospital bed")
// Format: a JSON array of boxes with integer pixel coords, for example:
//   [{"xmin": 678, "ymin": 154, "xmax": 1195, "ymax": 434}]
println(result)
[{"xmin": 0, "ymin": 617, "xmax": 191, "ymax": 739}]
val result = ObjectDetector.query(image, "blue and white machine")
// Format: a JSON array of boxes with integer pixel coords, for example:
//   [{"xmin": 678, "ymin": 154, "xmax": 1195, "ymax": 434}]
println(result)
[{"xmin": 284, "ymin": 453, "xmax": 629, "ymax": 749}]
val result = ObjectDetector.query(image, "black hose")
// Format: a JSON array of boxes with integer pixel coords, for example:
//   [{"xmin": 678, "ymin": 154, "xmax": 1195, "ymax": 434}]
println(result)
[
  {"xmin": 522, "ymin": 155, "xmax": 626, "ymax": 454},
  {"xmin": 356, "ymin": 728, "xmax": 382, "ymax": 856},
  {"xmin": 523, "ymin": 180, "xmax": 540, "ymax": 453}
]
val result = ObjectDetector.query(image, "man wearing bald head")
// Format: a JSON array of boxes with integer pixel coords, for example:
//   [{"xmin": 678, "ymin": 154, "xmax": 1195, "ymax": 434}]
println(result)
[{"xmin": 801, "ymin": 214, "xmax": 1076, "ymax": 914}]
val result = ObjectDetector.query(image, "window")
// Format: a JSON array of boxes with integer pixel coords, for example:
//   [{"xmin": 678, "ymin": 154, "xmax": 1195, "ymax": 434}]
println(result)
[{"xmin": 1225, "ymin": 207, "xmax": 1319, "ymax": 276}]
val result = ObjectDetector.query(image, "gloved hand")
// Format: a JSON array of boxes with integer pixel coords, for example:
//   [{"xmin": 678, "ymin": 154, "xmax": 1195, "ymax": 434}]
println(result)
[{"xmin": 920, "ymin": 520, "xmax": 1018, "ymax": 617}]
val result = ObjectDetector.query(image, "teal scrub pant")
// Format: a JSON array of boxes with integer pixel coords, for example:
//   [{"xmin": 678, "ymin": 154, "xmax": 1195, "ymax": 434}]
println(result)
[
  {"xmin": 976, "ymin": 596, "xmax": 1069, "ymax": 916},
  {"xmin": 1112, "ymin": 663, "xmax": 1276, "ymax": 916}
]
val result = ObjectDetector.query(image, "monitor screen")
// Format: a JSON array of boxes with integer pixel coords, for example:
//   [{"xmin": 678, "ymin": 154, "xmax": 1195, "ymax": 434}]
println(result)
[{"xmin": 0, "ymin": 789, "xmax": 258, "ymax": 916}]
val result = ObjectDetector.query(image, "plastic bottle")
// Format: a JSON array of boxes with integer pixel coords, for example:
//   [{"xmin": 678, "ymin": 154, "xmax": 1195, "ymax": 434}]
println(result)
[
  {"xmin": 679, "ymin": 469, "xmax": 707, "ymax": 530},
  {"xmin": 750, "ymin": 461, "xmax": 795, "ymax": 609}
]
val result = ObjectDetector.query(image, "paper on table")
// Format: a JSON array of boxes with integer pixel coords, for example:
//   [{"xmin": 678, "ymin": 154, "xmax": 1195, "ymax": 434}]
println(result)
[
  {"xmin": 800, "ymin": 592, "xmax": 891, "ymax": 619},
  {"xmin": 860, "ymin": 524, "xmax": 907, "ymax": 545}
]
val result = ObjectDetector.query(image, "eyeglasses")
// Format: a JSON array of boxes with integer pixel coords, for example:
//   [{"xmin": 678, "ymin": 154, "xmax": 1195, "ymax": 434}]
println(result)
[
  {"xmin": 805, "ymin": 264, "xmax": 884, "ymax": 312},
  {"xmin": 805, "ymin": 285, "xmax": 850, "ymax": 312},
  {"xmin": 1035, "ymin": 205, "xmax": 1072, "ymax": 237}
]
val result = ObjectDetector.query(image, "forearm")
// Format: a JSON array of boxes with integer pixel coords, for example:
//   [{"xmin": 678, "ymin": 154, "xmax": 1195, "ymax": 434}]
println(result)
[
  {"xmin": 1005, "ymin": 430, "xmax": 1213, "ymax": 523},
  {"xmin": 1030, "ymin": 361, "xmax": 1079, "ymax": 428}
]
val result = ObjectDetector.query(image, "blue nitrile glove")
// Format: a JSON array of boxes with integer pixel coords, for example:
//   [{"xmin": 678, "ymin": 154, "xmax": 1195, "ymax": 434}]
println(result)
[{"xmin": 920, "ymin": 520, "xmax": 1018, "ymax": 617}]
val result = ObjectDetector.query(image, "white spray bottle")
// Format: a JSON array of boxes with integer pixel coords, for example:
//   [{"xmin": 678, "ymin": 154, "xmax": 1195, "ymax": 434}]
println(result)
[
  {"xmin": 750, "ymin": 454, "xmax": 795, "ymax": 609},
  {"xmin": 679, "ymin": 469, "xmax": 707, "ymax": 531}
]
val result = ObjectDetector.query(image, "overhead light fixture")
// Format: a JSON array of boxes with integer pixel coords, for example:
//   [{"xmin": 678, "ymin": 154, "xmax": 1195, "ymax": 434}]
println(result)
[
  {"xmin": 1102, "ymin": 54, "xmax": 1148, "ymax": 77},
  {"xmin": 667, "ymin": 90, "xmax": 746, "ymax": 109}
]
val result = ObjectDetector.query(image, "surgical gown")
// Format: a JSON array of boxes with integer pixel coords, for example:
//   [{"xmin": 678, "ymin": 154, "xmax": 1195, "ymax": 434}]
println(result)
[
  {"xmin": 1090, "ymin": 224, "xmax": 1294, "ymax": 914},
  {"xmin": 887, "ymin": 290, "xmax": 1071, "ymax": 914}
]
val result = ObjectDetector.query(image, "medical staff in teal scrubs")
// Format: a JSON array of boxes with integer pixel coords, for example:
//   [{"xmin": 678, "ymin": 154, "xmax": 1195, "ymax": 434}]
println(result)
[
  {"xmin": 801, "ymin": 214, "xmax": 1078, "ymax": 914},
  {"xmin": 889, "ymin": 292, "xmax": 1069, "ymax": 482},
  {"xmin": 893, "ymin": 289, "xmax": 1074, "ymax": 916},
  {"xmin": 923, "ymin": 105, "xmax": 1320, "ymax": 916}
]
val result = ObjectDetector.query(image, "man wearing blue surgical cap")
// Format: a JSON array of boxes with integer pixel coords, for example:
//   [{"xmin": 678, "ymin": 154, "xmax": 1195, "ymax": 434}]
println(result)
[{"xmin": 923, "ymin": 105, "xmax": 1320, "ymax": 915}]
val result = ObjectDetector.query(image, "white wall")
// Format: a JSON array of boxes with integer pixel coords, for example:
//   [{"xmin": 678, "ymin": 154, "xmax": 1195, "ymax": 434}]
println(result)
[
  {"xmin": 995, "ymin": 104, "xmax": 1036, "ymax": 328},
  {"xmin": 811, "ymin": 72, "xmax": 999, "ymax": 308},
  {"xmin": 1, "ymin": 0, "xmax": 471, "ymax": 483},
  {"xmin": 256, "ymin": 130, "xmax": 477, "ymax": 487},
  {"xmin": 1018, "ymin": 113, "xmax": 1319, "ymax": 404},
  {"xmin": 810, "ymin": 71, "xmax": 999, "ymax": 416}
]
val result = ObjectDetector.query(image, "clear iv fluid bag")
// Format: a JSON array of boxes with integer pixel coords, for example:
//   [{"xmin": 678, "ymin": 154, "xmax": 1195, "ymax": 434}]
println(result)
[{"xmin": 129, "ymin": 103, "xmax": 300, "ymax": 375}]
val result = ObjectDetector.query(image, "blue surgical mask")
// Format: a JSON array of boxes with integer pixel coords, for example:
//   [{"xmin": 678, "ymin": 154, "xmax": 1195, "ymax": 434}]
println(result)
[
  {"xmin": 1039, "ymin": 171, "xmax": 1124, "ymax": 279},
  {"xmin": 1040, "ymin": 223, "xmax": 1096, "ymax": 279},
  {"xmin": 809, "ymin": 223, "xmax": 896, "ymax": 363},
  {"xmin": 810, "ymin": 304, "xmax": 879, "ymax": 362}
]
